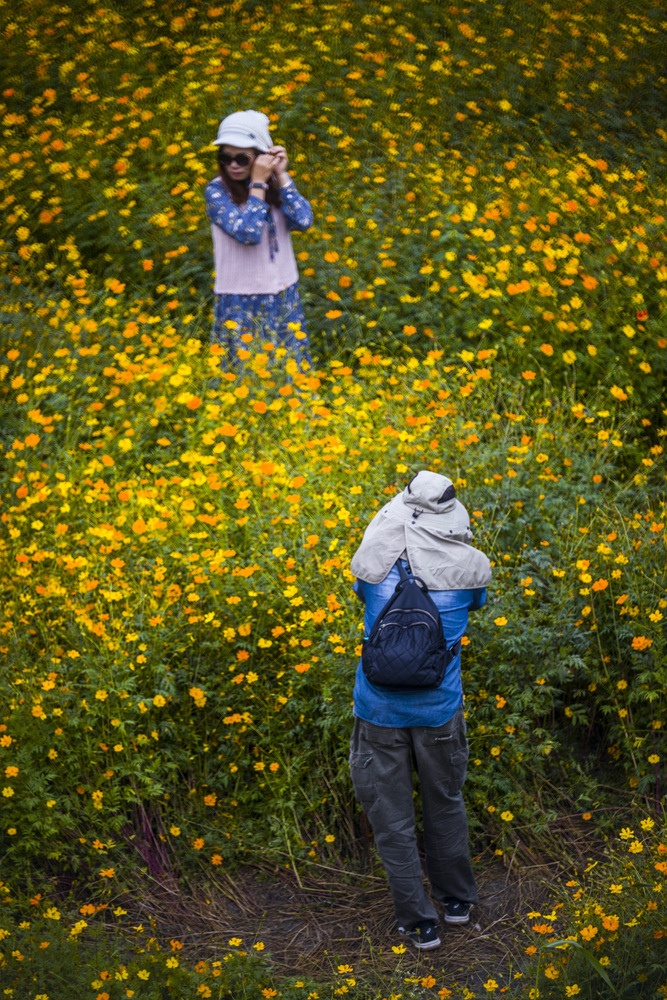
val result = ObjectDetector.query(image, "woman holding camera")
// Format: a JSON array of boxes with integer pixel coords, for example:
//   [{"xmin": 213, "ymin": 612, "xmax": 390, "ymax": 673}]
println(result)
[{"xmin": 204, "ymin": 110, "xmax": 313, "ymax": 369}]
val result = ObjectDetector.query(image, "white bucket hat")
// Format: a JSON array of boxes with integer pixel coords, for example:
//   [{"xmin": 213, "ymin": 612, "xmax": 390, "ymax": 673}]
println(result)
[
  {"xmin": 393, "ymin": 471, "xmax": 471, "ymax": 529},
  {"xmin": 350, "ymin": 471, "xmax": 492, "ymax": 590},
  {"xmin": 213, "ymin": 110, "xmax": 272, "ymax": 151}
]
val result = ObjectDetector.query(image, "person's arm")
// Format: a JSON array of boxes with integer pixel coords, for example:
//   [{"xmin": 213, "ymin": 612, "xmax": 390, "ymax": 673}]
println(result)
[
  {"xmin": 204, "ymin": 179, "xmax": 268, "ymax": 245},
  {"xmin": 270, "ymin": 145, "xmax": 313, "ymax": 232},
  {"xmin": 279, "ymin": 183, "xmax": 313, "ymax": 232},
  {"xmin": 469, "ymin": 587, "xmax": 487, "ymax": 612},
  {"xmin": 281, "ymin": 186, "xmax": 313, "ymax": 232}
]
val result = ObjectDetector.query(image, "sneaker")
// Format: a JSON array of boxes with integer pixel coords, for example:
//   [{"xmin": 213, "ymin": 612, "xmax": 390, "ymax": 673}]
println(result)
[
  {"xmin": 398, "ymin": 920, "xmax": 441, "ymax": 950},
  {"xmin": 443, "ymin": 898, "xmax": 472, "ymax": 924}
]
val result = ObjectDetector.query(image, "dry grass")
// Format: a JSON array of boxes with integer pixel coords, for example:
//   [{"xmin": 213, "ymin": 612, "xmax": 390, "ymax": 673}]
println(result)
[{"xmin": 112, "ymin": 839, "xmax": 575, "ymax": 987}]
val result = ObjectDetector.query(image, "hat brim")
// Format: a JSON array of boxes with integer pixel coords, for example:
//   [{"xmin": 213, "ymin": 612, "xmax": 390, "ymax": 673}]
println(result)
[{"xmin": 213, "ymin": 132, "xmax": 267, "ymax": 150}]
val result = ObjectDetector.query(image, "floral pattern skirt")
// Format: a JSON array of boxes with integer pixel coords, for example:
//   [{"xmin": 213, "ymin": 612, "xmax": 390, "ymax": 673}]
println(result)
[{"xmin": 211, "ymin": 282, "xmax": 311, "ymax": 370}]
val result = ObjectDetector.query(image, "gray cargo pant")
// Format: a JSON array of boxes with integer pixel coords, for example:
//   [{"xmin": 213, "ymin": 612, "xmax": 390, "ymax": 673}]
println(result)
[{"xmin": 349, "ymin": 705, "xmax": 477, "ymax": 929}]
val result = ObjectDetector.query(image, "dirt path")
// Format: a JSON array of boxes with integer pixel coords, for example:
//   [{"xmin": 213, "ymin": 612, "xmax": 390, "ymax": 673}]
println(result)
[{"xmin": 123, "ymin": 844, "xmax": 563, "ymax": 986}]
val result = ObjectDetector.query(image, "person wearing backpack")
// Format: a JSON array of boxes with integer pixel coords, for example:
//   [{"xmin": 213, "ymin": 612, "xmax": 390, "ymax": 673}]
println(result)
[{"xmin": 349, "ymin": 470, "xmax": 491, "ymax": 950}]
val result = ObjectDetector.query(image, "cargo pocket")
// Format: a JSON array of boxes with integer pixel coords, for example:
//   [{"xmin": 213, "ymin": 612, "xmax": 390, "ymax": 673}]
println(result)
[
  {"xmin": 425, "ymin": 730, "xmax": 455, "ymax": 746},
  {"xmin": 447, "ymin": 744, "xmax": 469, "ymax": 794},
  {"xmin": 349, "ymin": 751, "xmax": 376, "ymax": 813},
  {"xmin": 422, "ymin": 707, "xmax": 464, "ymax": 747},
  {"xmin": 362, "ymin": 720, "xmax": 403, "ymax": 748}
]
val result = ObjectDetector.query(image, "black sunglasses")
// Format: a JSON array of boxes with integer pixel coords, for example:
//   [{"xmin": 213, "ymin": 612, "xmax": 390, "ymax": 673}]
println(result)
[{"xmin": 219, "ymin": 151, "xmax": 254, "ymax": 166}]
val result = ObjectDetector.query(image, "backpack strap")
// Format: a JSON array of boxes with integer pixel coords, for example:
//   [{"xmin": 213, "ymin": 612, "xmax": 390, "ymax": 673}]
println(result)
[
  {"xmin": 396, "ymin": 559, "xmax": 409, "ymax": 582},
  {"xmin": 446, "ymin": 638, "xmax": 462, "ymax": 662},
  {"xmin": 395, "ymin": 558, "xmax": 427, "ymax": 594}
]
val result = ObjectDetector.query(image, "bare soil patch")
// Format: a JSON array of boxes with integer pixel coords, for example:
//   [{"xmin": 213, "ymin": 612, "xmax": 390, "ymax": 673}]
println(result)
[{"xmin": 120, "ymin": 837, "xmax": 575, "ymax": 987}]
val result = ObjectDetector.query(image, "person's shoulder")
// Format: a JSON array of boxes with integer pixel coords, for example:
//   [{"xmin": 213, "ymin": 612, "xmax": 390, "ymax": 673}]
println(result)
[{"xmin": 205, "ymin": 177, "xmax": 228, "ymax": 197}]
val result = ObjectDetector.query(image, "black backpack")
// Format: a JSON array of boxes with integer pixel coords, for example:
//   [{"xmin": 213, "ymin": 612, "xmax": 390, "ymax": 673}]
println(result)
[{"xmin": 361, "ymin": 562, "xmax": 461, "ymax": 691}]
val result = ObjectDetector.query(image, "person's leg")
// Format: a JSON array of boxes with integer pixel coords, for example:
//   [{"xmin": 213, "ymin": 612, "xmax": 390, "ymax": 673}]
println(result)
[
  {"xmin": 349, "ymin": 718, "xmax": 438, "ymax": 929},
  {"xmin": 412, "ymin": 706, "xmax": 478, "ymax": 906},
  {"xmin": 211, "ymin": 295, "xmax": 232, "ymax": 356},
  {"xmin": 273, "ymin": 283, "xmax": 312, "ymax": 370},
  {"xmin": 211, "ymin": 293, "xmax": 254, "ymax": 370}
]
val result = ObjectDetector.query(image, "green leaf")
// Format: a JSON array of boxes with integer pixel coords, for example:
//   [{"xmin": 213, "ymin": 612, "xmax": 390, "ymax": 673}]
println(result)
[{"xmin": 544, "ymin": 939, "xmax": 617, "ymax": 993}]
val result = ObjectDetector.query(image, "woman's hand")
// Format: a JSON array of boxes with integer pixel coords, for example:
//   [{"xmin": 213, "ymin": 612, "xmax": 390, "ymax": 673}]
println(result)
[
  {"xmin": 269, "ymin": 145, "xmax": 290, "ymax": 185},
  {"xmin": 251, "ymin": 153, "xmax": 278, "ymax": 183}
]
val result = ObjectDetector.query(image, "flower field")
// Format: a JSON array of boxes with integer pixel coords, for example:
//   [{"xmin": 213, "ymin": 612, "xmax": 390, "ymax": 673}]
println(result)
[{"xmin": 1, "ymin": 0, "xmax": 666, "ymax": 996}]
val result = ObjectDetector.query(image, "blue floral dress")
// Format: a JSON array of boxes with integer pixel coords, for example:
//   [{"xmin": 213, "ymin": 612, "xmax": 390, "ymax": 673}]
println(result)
[{"xmin": 205, "ymin": 179, "xmax": 313, "ymax": 369}]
